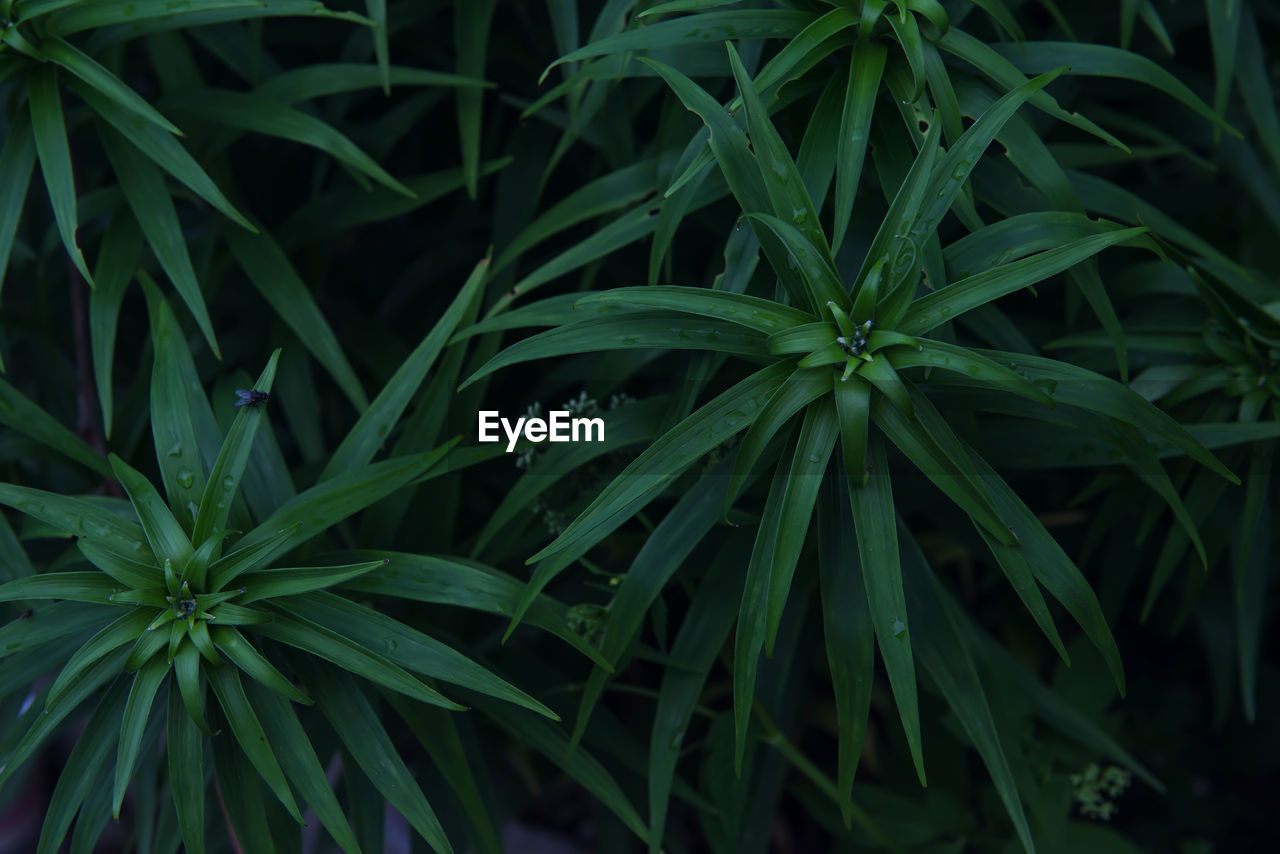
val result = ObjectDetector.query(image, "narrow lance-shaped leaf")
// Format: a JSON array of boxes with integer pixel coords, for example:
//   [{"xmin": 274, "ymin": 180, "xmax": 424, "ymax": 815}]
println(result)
[
  {"xmin": 70, "ymin": 79, "xmax": 255, "ymax": 230},
  {"xmin": 639, "ymin": 56, "xmax": 813, "ymax": 311},
  {"xmin": 936, "ymin": 28, "xmax": 1128, "ymax": 150},
  {"xmin": 898, "ymin": 528, "xmax": 1036, "ymax": 853},
  {"xmin": 726, "ymin": 43, "xmax": 836, "ymax": 297},
  {"xmin": 293, "ymin": 590, "xmax": 556, "ymax": 719},
  {"xmin": 244, "ymin": 678, "xmax": 363, "ymax": 853},
  {"xmin": 91, "ymin": 210, "xmax": 143, "ymax": 438},
  {"xmin": 145, "ymin": 270, "xmax": 209, "ymax": 527},
  {"xmin": 816, "ymin": 466, "xmax": 875, "ymax": 824},
  {"xmin": 297, "ymin": 660, "xmax": 456, "ymax": 854},
  {"xmin": 45, "ymin": 609, "xmax": 154, "ymax": 710},
  {"xmin": 881, "ymin": 67, "xmax": 1068, "ymax": 327},
  {"xmin": 650, "ymin": 554, "xmax": 742, "ymax": 853},
  {"xmin": 224, "ymin": 226, "xmax": 369, "ymax": 411},
  {"xmin": 29, "ymin": 66, "xmax": 93, "ymax": 283},
  {"xmin": 336, "ymin": 552, "xmax": 614, "ymax": 670},
  {"xmin": 101, "ymin": 127, "xmax": 220, "ymax": 358},
  {"xmin": 37, "ymin": 682, "xmax": 130, "ymax": 854},
  {"xmin": 167, "ymin": 683, "xmax": 206, "ymax": 854},
  {"xmin": 42, "ymin": 37, "xmax": 182, "ymax": 135},
  {"xmin": 455, "ymin": 0, "xmax": 496, "ymax": 198},
  {"xmin": 899, "ymin": 228, "xmax": 1149, "ymax": 335},
  {"xmin": 113, "ymin": 656, "xmax": 168, "ymax": 819},
  {"xmin": 253, "ymin": 608, "xmax": 465, "ymax": 710},
  {"xmin": 847, "ymin": 434, "xmax": 925, "ymax": 785},
  {"xmin": 0, "ymin": 377, "xmax": 111, "ymax": 476},
  {"xmin": 765, "ymin": 401, "xmax": 839, "ymax": 652},
  {"xmin": 207, "ymin": 665, "xmax": 303, "ymax": 822},
  {"xmin": 834, "ymin": 40, "xmax": 886, "ymax": 252},
  {"xmin": 212, "ymin": 445, "xmax": 456, "ymax": 590},
  {"xmin": 849, "ymin": 115, "xmax": 941, "ymax": 312},
  {"xmin": 173, "ymin": 641, "xmax": 210, "ymax": 733},
  {"xmin": 733, "ymin": 458, "xmax": 798, "ymax": 772},
  {"xmin": 573, "ymin": 287, "xmax": 814, "ymax": 334},
  {"xmin": 322, "ymin": 254, "xmax": 487, "ymax": 480},
  {"xmin": 0, "ymin": 572, "xmax": 123, "ymax": 604},
  {"xmin": 727, "ymin": 368, "xmax": 829, "ymax": 512},
  {"xmin": 191, "ymin": 350, "xmax": 282, "ymax": 554},
  {"xmin": 110, "ymin": 453, "xmax": 194, "ymax": 569},
  {"xmin": 990, "ymin": 41, "xmax": 1239, "ymax": 138},
  {"xmin": 0, "ymin": 114, "xmax": 36, "ymax": 307},
  {"xmin": 165, "ymin": 89, "xmax": 415, "ymax": 197},
  {"xmin": 210, "ymin": 625, "xmax": 311, "ymax": 706},
  {"xmin": 0, "ymin": 650, "xmax": 129, "ymax": 791},
  {"xmin": 238, "ymin": 561, "xmax": 386, "ymax": 605},
  {"xmin": 521, "ymin": 360, "xmax": 792, "ymax": 576},
  {"xmin": 460, "ymin": 314, "xmax": 769, "ymax": 388}
]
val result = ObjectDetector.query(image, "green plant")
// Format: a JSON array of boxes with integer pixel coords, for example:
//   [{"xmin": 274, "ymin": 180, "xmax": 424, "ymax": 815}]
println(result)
[{"xmin": 1, "ymin": 1, "xmax": 1277, "ymax": 852}]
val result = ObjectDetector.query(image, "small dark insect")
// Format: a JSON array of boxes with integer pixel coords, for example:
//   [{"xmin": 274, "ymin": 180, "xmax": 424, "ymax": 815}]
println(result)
[
  {"xmin": 18, "ymin": 609, "xmax": 33, "ymax": 620},
  {"xmin": 234, "ymin": 389, "xmax": 270, "ymax": 408}
]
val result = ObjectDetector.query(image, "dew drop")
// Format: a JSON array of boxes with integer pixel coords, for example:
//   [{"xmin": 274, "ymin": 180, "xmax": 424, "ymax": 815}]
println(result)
[
  {"xmin": 175, "ymin": 470, "xmax": 194, "ymax": 489},
  {"xmin": 891, "ymin": 618, "xmax": 907, "ymax": 637}
]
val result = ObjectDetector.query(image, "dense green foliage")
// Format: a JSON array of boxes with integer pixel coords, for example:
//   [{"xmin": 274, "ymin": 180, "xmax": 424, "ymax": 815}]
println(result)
[{"xmin": 0, "ymin": 1, "xmax": 1276, "ymax": 851}]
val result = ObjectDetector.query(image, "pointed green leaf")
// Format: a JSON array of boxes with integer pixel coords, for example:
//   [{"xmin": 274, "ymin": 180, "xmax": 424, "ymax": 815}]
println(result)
[
  {"xmin": 46, "ymin": 609, "xmax": 154, "ymax": 709},
  {"xmin": 173, "ymin": 640, "xmax": 210, "ymax": 732},
  {"xmin": 43, "ymin": 37, "xmax": 181, "ymax": 135},
  {"xmin": 0, "ymin": 648, "xmax": 129, "ymax": 790},
  {"xmin": 101, "ymin": 127, "xmax": 220, "ymax": 357},
  {"xmin": 461, "ymin": 314, "xmax": 769, "ymax": 389},
  {"xmin": 212, "ymin": 447, "xmax": 455, "ymax": 590},
  {"xmin": 238, "ymin": 561, "xmax": 385, "ymax": 605},
  {"xmin": 252, "ymin": 608, "xmax": 464, "ymax": 709},
  {"xmin": 0, "ymin": 114, "xmax": 36, "ymax": 304},
  {"xmin": 245, "ymin": 678, "xmax": 363, "ymax": 853},
  {"xmin": 834, "ymin": 40, "xmax": 886, "ymax": 252},
  {"xmin": 294, "ymin": 590, "xmax": 555, "ymax": 718},
  {"xmin": 71, "ymin": 79, "xmax": 254, "ymax": 230},
  {"xmin": 573, "ymin": 286, "xmax": 813, "ymax": 334},
  {"xmin": 991, "ymin": 41, "xmax": 1239, "ymax": 138},
  {"xmin": 847, "ymin": 434, "xmax": 925, "ymax": 785},
  {"xmin": 0, "ymin": 377, "xmax": 111, "ymax": 476},
  {"xmin": 0, "ymin": 572, "xmax": 123, "ymax": 604},
  {"xmin": 167, "ymin": 683, "xmax": 206, "ymax": 854},
  {"xmin": 727, "ymin": 367, "xmax": 829, "ymax": 511},
  {"xmin": 900, "ymin": 228, "xmax": 1149, "ymax": 335},
  {"xmin": 224, "ymin": 226, "xmax": 368, "ymax": 411},
  {"xmin": 110, "ymin": 453, "xmax": 193, "ymax": 568},
  {"xmin": 207, "ymin": 665, "xmax": 302, "ymax": 822},
  {"xmin": 210, "ymin": 625, "xmax": 310, "ymax": 706},
  {"xmin": 817, "ymin": 468, "xmax": 874, "ymax": 823},
  {"xmin": 765, "ymin": 401, "xmax": 839, "ymax": 650},
  {"xmin": 114, "ymin": 656, "xmax": 168, "ymax": 819},
  {"xmin": 525, "ymin": 361, "xmax": 792, "ymax": 568},
  {"xmin": 298, "ymin": 660, "xmax": 456, "ymax": 854},
  {"xmin": 898, "ymin": 529, "xmax": 1035, "ymax": 853},
  {"xmin": 166, "ymin": 89, "xmax": 414, "ymax": 196},
  {"xmin": 191, "ymin": 350, "xmax": 282, "ymax": 552},
  {"xmin": 322, "ymin": 255, "xmax": 487, "ymax": 480},
  {"xmin": 29, "ymin": 65, "xmax": 93, "ymax": 283},
  {"xmin": 37, "ymin": 681, "xmax": 129, "ymax": 854},
  {"xmin": 726, "ymin": 42, "xmax": 834, "ymax": 284}
]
